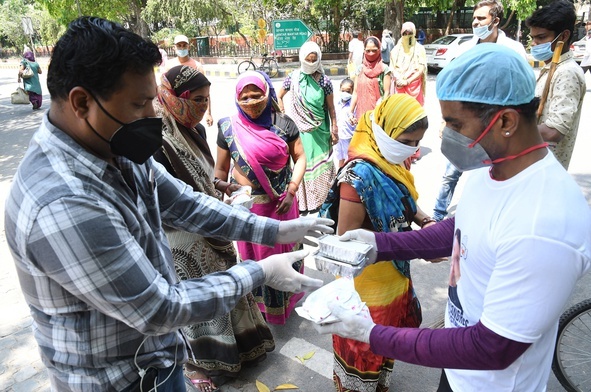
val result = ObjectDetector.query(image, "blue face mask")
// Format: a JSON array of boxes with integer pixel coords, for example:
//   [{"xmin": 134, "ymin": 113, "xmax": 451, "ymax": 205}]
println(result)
[
  {"xmin": 340, "ymin": 92, "xmax": 352, "ymax": 102},
  {"xmin": 176, "ymin": 49, "xmax": 189, "ymax": 57},
  {"xmin": 531, "ymin": 34, "xmax": 561, "ymax": 61},
  {"xmin": 473, "ymin": 22, "xmax": 494, "ymax": 40}
]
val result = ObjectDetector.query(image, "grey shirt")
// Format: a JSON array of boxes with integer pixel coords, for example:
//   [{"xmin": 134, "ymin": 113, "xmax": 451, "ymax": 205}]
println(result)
[{"xmin": 5, "ymin": 114, "xmax": 277, "ymax": 391}]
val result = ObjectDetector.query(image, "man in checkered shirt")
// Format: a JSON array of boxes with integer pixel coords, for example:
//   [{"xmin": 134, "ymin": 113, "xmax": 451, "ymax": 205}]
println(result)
[{"xmin": 4, "ymin": 17, "xmax": 332, "ymax": 392}]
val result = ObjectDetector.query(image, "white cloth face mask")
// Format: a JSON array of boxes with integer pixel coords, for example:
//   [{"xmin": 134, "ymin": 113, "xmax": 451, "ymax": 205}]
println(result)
[{"xmin": 371, "ymin": 116, "xmax": 418, "ymax": 165}]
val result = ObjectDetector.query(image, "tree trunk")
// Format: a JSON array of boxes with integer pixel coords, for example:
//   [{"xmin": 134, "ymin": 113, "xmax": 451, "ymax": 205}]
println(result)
[
  {"xmin": 384, "ymin": 0, "xmax": 404, "ymax": 42},
  {"xmin": 127, "ymin": 0, "xmax": 149, "ymax": 38},
  {"xmin": 445, "ymin": 8, "xmax": 455, "ymax": 36},
  {"xmin": 445, "ymin": 0, "xmax": 466, "ymax": 35},
  {"xmin": 330, "ymin": 4, "xmax": 342, "ymax": 53},
  {"xmin": 500, "ymin": 9, "xmax": 515, "ymax": 30}
]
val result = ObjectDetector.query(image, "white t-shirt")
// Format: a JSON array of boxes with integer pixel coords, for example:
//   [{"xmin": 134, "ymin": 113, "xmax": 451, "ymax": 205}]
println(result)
[
  {"xmin": 348, "ymin": 38, "xmax": 364, "ymax": 67},
  {"xmin": 445, "ymin": 153, "xmax": 591, "ymax": 391}
]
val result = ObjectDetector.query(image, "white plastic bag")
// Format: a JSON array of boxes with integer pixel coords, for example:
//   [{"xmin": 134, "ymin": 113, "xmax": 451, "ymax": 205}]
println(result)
[
  {"xmin": 295, "ymin": 277, "xmax": 369, "ymax": 324},
  {"xmin": 11, "ymin": 87, "xmax": 29, "ymax": 104}
]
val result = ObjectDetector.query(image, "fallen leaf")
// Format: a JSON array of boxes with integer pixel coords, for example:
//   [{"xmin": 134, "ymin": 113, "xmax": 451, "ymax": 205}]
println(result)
[
  {"xmin": 302, "ymin": 351, "xmax": 315, "ymax": 360},
  {"xmin": 256, "ymin": 379, "xmax": 271, "ymax": 392},
  {"xmin": 295, "ymin": 356, "xmax": 304, "ymax": 364},
  {"xmin": 274, "ymin": 383, "xmax": 299, "ymax": 390}
]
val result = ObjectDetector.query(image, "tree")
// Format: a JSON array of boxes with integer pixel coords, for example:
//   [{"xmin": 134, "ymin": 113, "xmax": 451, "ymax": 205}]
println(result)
[
  {"xmin": 37, "ymin": 0, "xmax": 149, "ymax": 37},
  {"xmin": 0, "ymin": 0, "xmax": 29, "ymax": 50}
]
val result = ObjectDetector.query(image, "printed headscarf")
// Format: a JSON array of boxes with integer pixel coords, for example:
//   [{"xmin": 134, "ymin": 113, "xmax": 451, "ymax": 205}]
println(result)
[
  {"xmin": 349, "ymin": 94, "xmax": 426, "ymax": 201},
  {"xmin": 299, "ymin": 41, "xmax": 324, "ymax": 75},
  {"xmin": 235, "ymin": 70, "xmax": 273, "ymax": 129},
  {"xmin": 158, "ymin": 65, "xmax": 211, "ymax": 129}
]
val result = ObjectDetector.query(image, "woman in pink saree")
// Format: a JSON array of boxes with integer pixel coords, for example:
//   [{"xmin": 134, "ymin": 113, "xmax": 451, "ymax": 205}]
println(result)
[{"xmin": 215, "ymin": 71, "xmax": 307, "ymax": 325}]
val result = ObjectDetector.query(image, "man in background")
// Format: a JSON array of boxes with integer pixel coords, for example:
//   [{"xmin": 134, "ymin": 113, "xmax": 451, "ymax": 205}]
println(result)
[
  {"xmin": 432, "ymin": 0, "xmax": 527, "ymax": 222},
  {"xmin": 416, "ymin": 26, "xmax": 426, "ymax": 45},
  {"xmin": 348, "ymin": 30, "xmax": 364, "ymax": 78},
  {"xmin": 527, "ymin": 0, "xmax": 585, "ymax": 170},
  {"xmin": 381, "ymin": 29, "xmax": 395, "ymax": 66}
]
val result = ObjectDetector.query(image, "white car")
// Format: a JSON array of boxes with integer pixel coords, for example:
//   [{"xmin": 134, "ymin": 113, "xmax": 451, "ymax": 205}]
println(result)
[
  {"xmin": 424, "ymin": 34, "xmax": 474, "ymax": 71},
  {"xmin": 572, "ymin": 38, "xmax": 587, "ymax": 64}
]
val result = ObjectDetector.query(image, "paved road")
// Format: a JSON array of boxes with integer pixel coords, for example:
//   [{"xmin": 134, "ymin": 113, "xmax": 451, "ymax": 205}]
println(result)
[{"xmin": 1, "ymin": 64, "xmax": 589, "ymax": 391}]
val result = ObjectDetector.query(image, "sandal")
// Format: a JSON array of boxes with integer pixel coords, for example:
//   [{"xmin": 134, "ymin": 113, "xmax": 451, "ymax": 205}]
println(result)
[{"xmin": 188, "ymin": 377, "xmax": 219, "ymax": 392}]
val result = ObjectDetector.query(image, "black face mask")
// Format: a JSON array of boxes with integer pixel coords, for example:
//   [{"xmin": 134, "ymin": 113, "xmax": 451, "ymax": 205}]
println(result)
[{"xmin": 86, "ymin": 93, "xmax": 162, "ymax": 164}]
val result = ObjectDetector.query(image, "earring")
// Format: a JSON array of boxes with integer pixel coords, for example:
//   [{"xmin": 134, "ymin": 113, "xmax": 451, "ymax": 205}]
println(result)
[{"xmin": 505, "ymin": 132, "xmax": 510, "ymax": 135}]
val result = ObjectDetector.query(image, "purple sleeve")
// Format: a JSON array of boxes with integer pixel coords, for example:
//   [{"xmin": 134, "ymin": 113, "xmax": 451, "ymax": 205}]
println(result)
[
  {"xmin": 375, "ymin": 217, "xmax": 455, "ymax": 260},
  {"xmin": 369, "ymin": 321, "xmax": 531, "ymax": 370},
  {"xmin": 282, "ymin": 74, "xmax": 292, "ymax": 91}
]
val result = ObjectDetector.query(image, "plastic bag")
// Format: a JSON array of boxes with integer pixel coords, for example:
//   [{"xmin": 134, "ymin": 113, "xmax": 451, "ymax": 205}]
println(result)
[
  {"xmin": 11, "ymin": 87, "xmax": 29, "ymax": 104},
  {"xmin": 347, "ymin": 62, "xmax": 357, "ymax": 79},
  {"xmin": 21, "ymin": 62, "xmax": 34, "ymax": 79}
]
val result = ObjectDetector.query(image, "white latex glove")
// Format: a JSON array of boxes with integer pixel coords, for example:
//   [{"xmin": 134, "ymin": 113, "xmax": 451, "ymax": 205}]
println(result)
[
  {"xmin": 277, "ymin": 217, "xmax": 335, "ymax": 246},
  {"xmin": 313, "ymin": 301, "xmax": 376, "ymax": 344},
  {"xmin": 338, "ymin": 229, "xmax": 378, "ymax": 264},
  {"xmin": 258, "ymin": 249, "xmax": 323, "ymax": 292}
]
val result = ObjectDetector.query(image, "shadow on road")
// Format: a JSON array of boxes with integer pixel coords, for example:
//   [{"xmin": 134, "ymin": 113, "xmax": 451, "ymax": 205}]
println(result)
[{"xmin": 0, "ymin": 96, "xmax": 47, "ymax": 182}]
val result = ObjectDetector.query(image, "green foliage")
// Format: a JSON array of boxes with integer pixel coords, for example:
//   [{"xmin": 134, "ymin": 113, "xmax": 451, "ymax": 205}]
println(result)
[
  {"xmin": 37, "ymin": 0, "xmax": 135, "ymax": 26},
  {"xmin": 0, "ymin": 0, "xmax": 62, "ymax": 51},
  {"xmin": 504, "ymin": 0, "xmax": 537, "ymax": 21},
  {"xmin": 0, "ymin": 0, "xmax": 28, "ymax": 49},
  {"xmin": 31, "ymin": 6, "xmax": 65, "ymax": 46}
]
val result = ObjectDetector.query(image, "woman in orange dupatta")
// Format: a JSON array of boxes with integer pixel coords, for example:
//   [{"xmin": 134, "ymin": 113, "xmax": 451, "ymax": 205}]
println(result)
[{"xmin": 320, "ymin": 95, "xmax": 435, "ymax": 392}]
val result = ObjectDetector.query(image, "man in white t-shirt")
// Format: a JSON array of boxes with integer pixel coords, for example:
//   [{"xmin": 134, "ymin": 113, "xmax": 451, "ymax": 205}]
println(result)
[
  {"xmin": 433, "ymin": 0, "xmax": 527, "ymax": 222},
  {"xmin": 314, "ymin": 44, "xmax": 591, "ymax": 392},
  {"xmin": 347, "ymin": 31, "xmax": 364, "ymax": 76},
  {"xmin": 456, "ymin": 0, "xmax": 527, "ymax": 59}
]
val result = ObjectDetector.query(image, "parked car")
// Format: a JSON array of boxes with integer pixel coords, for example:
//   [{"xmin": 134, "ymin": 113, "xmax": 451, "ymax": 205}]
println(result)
[
  {"xmin": 424, "ymin": 34, "xmax": 474, "ymax": 71},
  {"xmin": 572, "ymin": 38, "xmax": 587, "ymax": 64}
]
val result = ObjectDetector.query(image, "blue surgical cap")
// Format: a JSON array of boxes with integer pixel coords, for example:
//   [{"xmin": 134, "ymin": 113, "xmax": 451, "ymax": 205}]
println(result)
[{"xmin": 436, "ymin": 43, "xmax": 535, "ymax": 106}]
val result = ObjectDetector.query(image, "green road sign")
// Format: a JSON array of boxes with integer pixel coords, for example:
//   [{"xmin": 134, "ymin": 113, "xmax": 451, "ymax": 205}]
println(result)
[{"xmin": 272, "ymin": 19, "xmax": 313, "ymax": 50}]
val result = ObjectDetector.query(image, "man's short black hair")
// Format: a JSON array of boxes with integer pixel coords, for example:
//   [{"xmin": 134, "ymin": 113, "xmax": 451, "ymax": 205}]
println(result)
[
  {"xmin": 526, "ymin": 0, "xmax": 576, "ymax": 45},
  {"xmin": 47, "ymin": 17, "xmax": 161, "ymax": 101}
]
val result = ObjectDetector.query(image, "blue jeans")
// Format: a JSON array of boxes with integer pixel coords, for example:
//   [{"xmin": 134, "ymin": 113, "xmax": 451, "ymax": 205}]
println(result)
[{"xmin": 433, "ymin": 161, "xmax": 463, "ymax": 221}]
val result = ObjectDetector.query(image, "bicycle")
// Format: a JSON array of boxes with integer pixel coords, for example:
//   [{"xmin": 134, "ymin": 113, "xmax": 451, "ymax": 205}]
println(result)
[
  {"xmin": 552, "ymin": 298, "xmax": 591, "ymax": 391},
  {"xmin": 237, "ymin": 53, "xmax": 279, "ymax": 78}
]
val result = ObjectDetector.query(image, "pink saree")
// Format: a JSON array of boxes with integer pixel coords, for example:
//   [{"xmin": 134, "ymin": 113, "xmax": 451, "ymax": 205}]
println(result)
[{"xmin": 230, "ymin": 113, "xmax": 304, "ymax": 324}]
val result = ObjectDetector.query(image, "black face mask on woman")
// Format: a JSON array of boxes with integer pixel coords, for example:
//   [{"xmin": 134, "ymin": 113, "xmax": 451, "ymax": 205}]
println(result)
[{"xmin": 86, "ymin": 93, "xmax": 163, "ymax": 164}]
